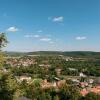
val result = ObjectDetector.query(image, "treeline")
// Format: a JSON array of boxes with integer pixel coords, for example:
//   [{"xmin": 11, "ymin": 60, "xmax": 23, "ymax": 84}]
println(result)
[{"xmin": 5, "ymin": 51, "xmax": 100, "ymax": 59}]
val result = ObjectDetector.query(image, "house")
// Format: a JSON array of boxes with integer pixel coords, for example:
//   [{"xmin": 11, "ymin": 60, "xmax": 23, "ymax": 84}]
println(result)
[
  {"xmin": 41, "ymin": 79, "xmax": 66, "ymax": 89},
  {"xmin": 41, "ymin": 79, "xmax": 53, "ymax": 89},
  {"xmin": 71, "ymin": 79, "xmax": 80, "ymax": 83},
  {"xmin": 79, "ymin": 82, "xmax": 88, "ymax": 88},
  {"xmin": 79, "ymin": 72, "xmax": 86, "ymax": 77},
  {"xmin": 68, "ymin": 68, "xmax": 77, "ymax": 71},
  {"xmin": 80, "ymin": 89, "xmax": 89, "ymax": 96},
  {"xmin": 80, "ymin": 86, "xmax": 100, "ymax": 96},
  {"xmin": 19, "ymin": 76, "xmax": 31, "ymax": 81},
  {"xmin": 56, "ymin": 80, "xmax": 66, "ymax": 88},
  {"xmin": 90, "ymin": 86, "xmax": 100, "ymax": 94},
  {"xmin": 88, "ymin": 79, "xmax": 94, "ymax": 84},
  {"xmin": 55, "ymin": 68, "xmax": 62, "ymax": 75},
  {"xmin": 16, "ymin": 76, "xmax": 32, "ymax": 83}
]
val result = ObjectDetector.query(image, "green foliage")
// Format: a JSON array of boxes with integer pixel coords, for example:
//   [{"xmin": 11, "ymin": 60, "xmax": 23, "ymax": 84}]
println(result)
[
  {"xmin": 59, "ymin": 84, "xmax": 81, "ymax": 100},
  {"xmin": 85, "ymin": 92, "xmax": 100, "ymax": 100},
  {"xmin": 0, "ymin": 33, "xmax": 8, "ymax": 67},
  {"xmin": 53, "ymin": 95, "xmax": 60, "ymax": 100},
  {"xmin": 0, "ymin": 52, "xmax": 5, "ymax": 67},
  {"xmin": 0, "ymin": 73, "xmax": 18, "ymax": 100},
  {"xmin": 0, "ymin": 33, "xmax": 8, "ymax": 49}
]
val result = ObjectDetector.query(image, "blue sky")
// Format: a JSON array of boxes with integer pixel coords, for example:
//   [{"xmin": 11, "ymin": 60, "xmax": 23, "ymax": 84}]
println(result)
[{"xmin": 0, "ymin": 0, "xmax": 100, "ymax": 52}]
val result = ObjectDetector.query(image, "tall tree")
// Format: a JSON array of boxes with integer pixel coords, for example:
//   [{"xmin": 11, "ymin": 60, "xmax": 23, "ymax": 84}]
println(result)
[
  {"xmin": 0, "ymin": 33, "xmax": 8, "ymax": 49},
  {"xmin": 0, "ymin": 33, "xmax": 8, "ymax": 66}
]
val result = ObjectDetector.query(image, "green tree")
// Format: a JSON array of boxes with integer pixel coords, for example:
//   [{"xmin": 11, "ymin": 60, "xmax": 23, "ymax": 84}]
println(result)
[
  {"xmin": 59, "ymin": 84, "xmax": 81, "ymax": 100},
  {"xmin": 53, "ymin": 95, "xmax": 60, "ymax": 100},
  {"xmin": 0, "ymin": 33, "xmax": 8, "ymax": 48},
  {"xmin": 0, "ymin": 73, "xmax": 17, "ymax": 100},
  {"xmin": 0, "ymin": 33, "xmax": 8, "ymax": 67},
  {"xmin": 85, "ymin": 92, "xmax": 100, "ymax": 100}
]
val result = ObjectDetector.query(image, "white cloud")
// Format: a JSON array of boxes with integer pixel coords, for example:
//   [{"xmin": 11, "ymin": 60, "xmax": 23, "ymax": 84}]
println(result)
[
  {"xmin": 25, "ymin": 34, "xmax": 53, "ymax": 43},
  {"xmin": 48, "ymin": 16, "xmax": 64, "ymax": 22},
  {"xmin": 24, "ymin": 34, "xmax": 40, "ymax": 38},
  {"xmin": 40, "ymin": 38, "xmax": 51, "ymax": 42},
  {"xmin": 75, "ymin": 36, "xmax": 87, "ymax": 40},
  {"xmin": 7, "ymin": 26, "xmax": 18, "ymax": 32},
  {"xmin": 53, "ymin": 16, "xmax": 64, "ymax": 22}
]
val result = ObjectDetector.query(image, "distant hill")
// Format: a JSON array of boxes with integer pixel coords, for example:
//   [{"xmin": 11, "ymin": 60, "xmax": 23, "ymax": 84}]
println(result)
[
  {"xmin": 4, "ymin": 51, "xmax": 100, "ymax": 58},
  {"xmin": 62, "ymin": 51, "xmax": 100, "ymax": 58},
  {"xmin": 4, "ymin": 51, "xmax": 27, "ymax": 57}
]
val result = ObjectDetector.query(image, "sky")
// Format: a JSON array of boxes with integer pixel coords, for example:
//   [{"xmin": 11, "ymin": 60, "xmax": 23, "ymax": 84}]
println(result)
[{"xmin": 0, "ymin": 0, "xmax": 100, "ymax": 52}]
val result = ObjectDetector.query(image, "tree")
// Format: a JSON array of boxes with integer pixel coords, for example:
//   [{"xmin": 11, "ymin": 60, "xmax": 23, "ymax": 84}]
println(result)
[
  {"xmin": 0, "ymin": 52, "xmax": 5, "ymax": 66},
  {"xmin": 85, "ymin": 92, "xmax": 100, "ymax": 100},
  {"xmin": 59, "ymin": 84, "xmax": 81, "ymax": 100},
  {"xmin": 0, "ymin": 73, "xmax": 18, "ymax": 100},
  {"xmin": 0, "ymin": 33, "xmax": 8, "ymax": 49},
  {"xmin": 0, "ymin": 33, "xmax": 8, "ymax": 67},
  {"xmin": 53, "ymin": 95, "xmax": 60, "ymax": 100}
]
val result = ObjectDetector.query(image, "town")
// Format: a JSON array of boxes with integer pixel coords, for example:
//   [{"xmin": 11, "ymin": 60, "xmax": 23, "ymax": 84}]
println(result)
[{"xmin": 0, "ymin": 52, "xmax": 100, "ymax": 99}]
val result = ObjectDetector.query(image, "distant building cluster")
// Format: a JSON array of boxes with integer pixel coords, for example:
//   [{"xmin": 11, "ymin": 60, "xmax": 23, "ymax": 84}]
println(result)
[{"xmin": 5, "ymin": 57, "xmax": 37, "ymax": 67}]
